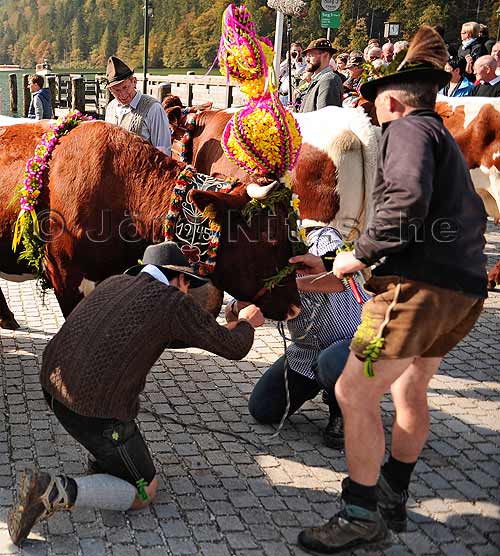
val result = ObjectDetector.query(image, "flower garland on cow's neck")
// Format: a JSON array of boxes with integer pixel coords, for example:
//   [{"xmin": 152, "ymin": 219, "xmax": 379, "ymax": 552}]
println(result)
[
  {"xmin": 12, "ymin": 111, "xmax": 93, "ymax": 282},
  {"xmin": 179, "ymin": 114, "xmax": 197, "ymax": 163},
  {"xmin": 242, "ymin": 176, "xmax": 308, "ymax": 291}
]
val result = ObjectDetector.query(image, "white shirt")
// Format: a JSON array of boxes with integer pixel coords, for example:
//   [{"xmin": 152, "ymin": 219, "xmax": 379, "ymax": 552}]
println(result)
[
  {"xmin": 486, "ymin": 74, "xmax": 500, "ymax": 86},
  {"xmin": 140, "ymin": 264, "xmax": 170, "ymax": 285},
  {"xmin": 109, "ymin": 91, "xmax": 172, "ymax": 155}
]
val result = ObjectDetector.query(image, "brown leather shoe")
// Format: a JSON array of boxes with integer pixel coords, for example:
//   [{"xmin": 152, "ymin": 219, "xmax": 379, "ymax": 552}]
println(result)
[
  {"xmin": 297, "ymin": 509, "xmax": 388, "ymax": 554},
  {"xmin": 8, "ymin": 469, "xmax": 72, "ymax": 546}
]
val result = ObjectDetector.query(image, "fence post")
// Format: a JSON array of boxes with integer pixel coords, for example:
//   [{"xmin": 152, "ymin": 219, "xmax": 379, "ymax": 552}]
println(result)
[
  {"xmin": 187, "ymin": 81, "xmax": 193, "ymax": 107},
  {"xmin": 71, "ymin": 76, "xmax": 85, "ymax": 113},
  {"xmin": 22, "ymin": 74, "xmax": 31, "ymax": 117},
  {"xmin": 157, "ymin": 83, "xmax": 170, "ymax": 102},
  {"xmin": 224, "ymin": 85, "xmax": 234, "ymax": 109},
  {"xmin": 8, "ymin": 73, "xmax": 17, "ymax": 113},
  {"xmin": 47, "ymin": 75, "xmax": 56, "ymax": 113}
]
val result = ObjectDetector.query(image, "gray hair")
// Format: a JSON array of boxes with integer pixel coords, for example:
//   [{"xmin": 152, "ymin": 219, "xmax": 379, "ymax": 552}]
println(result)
[{"xmin": 378, "ymin": 81, "xmax": 439, "ymax": 109}]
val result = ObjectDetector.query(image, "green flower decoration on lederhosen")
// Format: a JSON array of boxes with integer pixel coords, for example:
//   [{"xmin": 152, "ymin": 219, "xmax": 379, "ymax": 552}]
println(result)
[{"xmin": 351, "ymin": 282, "xmax": 402, "ymax": 378}]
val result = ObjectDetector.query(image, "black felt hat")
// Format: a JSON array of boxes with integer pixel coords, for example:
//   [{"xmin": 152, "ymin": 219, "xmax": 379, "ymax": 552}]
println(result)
[
  {"xmin": 303, "ymin": 38, "xmax": 337, "ymax": 56},
  {"xmin": 105, "ymin": 56, "xmax": 134, "ymax": 88},
  {"xmin": 360, "ymin": 26, "xmax": 450, "ymax": 102},
  {"xmin": 125, "ymin": 242, "xmax": 208, "ymax": 288}
]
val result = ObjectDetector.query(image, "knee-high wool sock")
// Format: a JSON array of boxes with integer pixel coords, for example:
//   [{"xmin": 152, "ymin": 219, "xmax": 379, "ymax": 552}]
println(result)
[{"xmin": 74, "ymin": 474, "xmax": 136, "ymax": 511}]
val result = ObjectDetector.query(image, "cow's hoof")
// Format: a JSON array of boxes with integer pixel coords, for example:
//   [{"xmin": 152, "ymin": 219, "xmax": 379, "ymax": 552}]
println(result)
[{"xmin": 0, "ymin": 318, "xmax": 20, "ymax": 330}]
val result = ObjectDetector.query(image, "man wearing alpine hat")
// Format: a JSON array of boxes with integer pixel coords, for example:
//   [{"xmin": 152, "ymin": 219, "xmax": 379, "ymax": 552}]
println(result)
[
  {"xmin": 291, "ymin": 26, "xmax": 488, "ymax": 553},
  {"xmin": 105, "ymin": 55, "xmax": 172, "ymax": 155},
  {"xmin": 299, "ymin": 38, "xmax": 343, "ymax": 112},
  {"xmin": 8, "ymin": 242, "xmax": 264, "ymax": 546}
]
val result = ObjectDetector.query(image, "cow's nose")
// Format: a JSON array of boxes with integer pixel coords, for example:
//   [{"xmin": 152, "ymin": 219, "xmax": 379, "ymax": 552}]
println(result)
[{"xmin": 285, "ymin": 304, "xmax": 301, "ymax": 321}]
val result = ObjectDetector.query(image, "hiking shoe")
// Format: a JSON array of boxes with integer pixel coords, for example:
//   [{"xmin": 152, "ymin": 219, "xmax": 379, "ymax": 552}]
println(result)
[
  {"xmin": 376, "ymin": 473, "xmax": 408, "ymax": 532},
  {"xmin": 8, "ymin": 469, "xmax": 72, "ymax": 546},
  {"xmin": 342, "ymin": 475, "xmax": 408, "ymax": 532},
  {"xmin": 323, "ymin": 413, "xmax": 344, "ymax": 450},
  {"xmin": 297, "ymin": 508, "xmax": 387, "ymax": 554}
]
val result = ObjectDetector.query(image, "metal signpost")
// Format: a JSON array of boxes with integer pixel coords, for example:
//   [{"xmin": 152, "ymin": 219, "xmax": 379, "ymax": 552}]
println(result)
[{"xmin": 321, "ymin": 0, "xmax": 341, "ymax": 40}]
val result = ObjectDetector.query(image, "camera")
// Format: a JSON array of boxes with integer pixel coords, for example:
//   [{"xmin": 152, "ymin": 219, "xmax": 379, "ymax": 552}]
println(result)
[{"xmin": 291, "ymin": 51, "xmax": 298, "ymax": 58}]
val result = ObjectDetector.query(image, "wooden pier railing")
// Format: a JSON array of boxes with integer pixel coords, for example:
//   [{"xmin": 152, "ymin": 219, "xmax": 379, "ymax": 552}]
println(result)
[{"xmin": 9, "ymin": 72, "xmax": 247, "ymax": 118}]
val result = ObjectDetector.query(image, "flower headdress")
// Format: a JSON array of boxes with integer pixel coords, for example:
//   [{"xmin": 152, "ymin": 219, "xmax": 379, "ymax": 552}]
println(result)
[{"xmin": 219, "ymin": 4, "xmax": 302, "ymax": 180}]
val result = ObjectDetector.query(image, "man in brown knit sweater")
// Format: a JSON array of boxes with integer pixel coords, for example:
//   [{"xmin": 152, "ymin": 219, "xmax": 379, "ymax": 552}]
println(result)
[{"xmin": 9, "ymin": 242, "xmax": 264, "ymax": 546}]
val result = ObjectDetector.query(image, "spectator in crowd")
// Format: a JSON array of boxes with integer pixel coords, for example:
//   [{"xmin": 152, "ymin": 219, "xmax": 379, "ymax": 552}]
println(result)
[
  {"xmin": 27, "ymin": 74, "xmax": 53, "ymax": 120},
  {"xmin": 294, "ymin": 70, "xmax": 314, "ymax": 111},
  {"xmin": 372, "ymin": 59, "xmax": 386, "ymax": 71},
  {"xmin": 479, "ymin": 23, "xmax": 495, "ymax": 54},
  {"xmin": 472, "ymin": 54, "xmax": 500, "ymax": 96},
  {"xmin": 279, "ymin": 42, "xmax": 306, "ymax": 105},
  {"xmin": 367, "ymin": 46, "xmax": 383, "ymax": 62},
  {"xmin": 440, "ymin": 56, "xmax": 474, "ymax": 97},
  {"xmin": 299, "ymin": 38, "xmax": 343, "ymax": 112},
  {"xmin": 343, "ymin": 53, "xmax": 364, "ymax": 96},
  {"xmin": 393, "ymin": 40, "xmax": 409, "ymax": 55},
  {"xmin": 335, "ymin": 53, "xmax": 350, "ymax": 77},
  {"xmin": 491, "ymin": 42, "xmax": 500, "ymax": 75},
  {"xmin": 382, "ymin": 42, "xmax": 395, "ymax": 64},
  {"xmin": 105, "ymin": 56, "xmax": 171, "ymax": 155},
  {"xmin": 458, "ymin": 22, "xmax": 488, "ymax": 80},
  {"xmin": 364, "ymin": 38, "xmax": 380, "ymax": 61}
]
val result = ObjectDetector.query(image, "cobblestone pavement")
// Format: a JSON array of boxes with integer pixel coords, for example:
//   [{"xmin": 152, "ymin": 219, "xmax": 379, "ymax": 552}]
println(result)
[{"xmin": 0, "ymin": 222, "xmax": 499, "ymax": 556}]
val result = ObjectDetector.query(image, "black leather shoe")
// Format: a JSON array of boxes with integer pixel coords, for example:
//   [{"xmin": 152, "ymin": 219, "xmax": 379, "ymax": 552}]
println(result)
[
  {"xmin": 323, "ymin": 413, "xmax": 344, "ymax": 450},
  {"xmin": 342, "ymin": 475, "xmax": 408, "ymax": 532},
  {"xmin": 298, "ymin": 508, "xmax": 387, "ymax": 554}
]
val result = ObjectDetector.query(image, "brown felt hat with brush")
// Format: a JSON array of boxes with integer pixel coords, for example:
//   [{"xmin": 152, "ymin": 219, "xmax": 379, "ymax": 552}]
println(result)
[{"xmin": 360, "ymin": 26, "xmax": 450, "ymax": 102}]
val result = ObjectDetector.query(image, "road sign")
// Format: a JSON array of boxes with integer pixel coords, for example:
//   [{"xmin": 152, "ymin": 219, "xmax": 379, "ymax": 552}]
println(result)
[
  {"xmin": 321, "ymin": 10, "xmax": 341, "ymax": 29},
  {"xmin": 321, "ymin": 0, "xmax": 341, "ymax": 11}
]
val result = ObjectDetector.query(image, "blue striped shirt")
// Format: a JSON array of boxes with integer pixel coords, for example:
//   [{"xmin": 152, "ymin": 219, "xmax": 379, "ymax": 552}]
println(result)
[{"xmin": 286, "ymin": 227, "xmax": 370, "ymax": 379}]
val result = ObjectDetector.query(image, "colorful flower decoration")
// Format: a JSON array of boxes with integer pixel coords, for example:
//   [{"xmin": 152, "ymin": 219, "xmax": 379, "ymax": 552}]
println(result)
[
  {"xmin": 179, "ymin": 114, "xmax": 197, "ymax": 163},
  {"xmin": 164, "ymin": 166, "xmax": 230, "ymax": 276},
  {"xmin": 12, "ymin": 111, "xmax": 93, "ymax": 279},
  {"xmin": 218, "ymin": 4, "xmax": 276, "ymax": 100},
  {"xmin": 222, "ymin": 94, "xmax": 302, "ymax": 178}
]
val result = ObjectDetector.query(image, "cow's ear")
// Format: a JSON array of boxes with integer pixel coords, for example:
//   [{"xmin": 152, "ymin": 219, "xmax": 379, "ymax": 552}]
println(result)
[{"xmin": 190, "ymin": 190, "xmax": 248, "ymax": 217}]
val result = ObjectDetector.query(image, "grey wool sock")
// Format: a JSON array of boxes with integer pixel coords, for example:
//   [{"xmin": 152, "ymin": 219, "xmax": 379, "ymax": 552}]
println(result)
[{"xmin": 74, "ymin": 474, "xmax": 136, "ymax": 511}]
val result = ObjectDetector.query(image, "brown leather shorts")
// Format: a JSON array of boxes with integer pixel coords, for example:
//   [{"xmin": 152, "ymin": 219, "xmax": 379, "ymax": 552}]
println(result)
[{"xmin": 350, "ymin": 275, "xmax": 484, "ymax": 360}]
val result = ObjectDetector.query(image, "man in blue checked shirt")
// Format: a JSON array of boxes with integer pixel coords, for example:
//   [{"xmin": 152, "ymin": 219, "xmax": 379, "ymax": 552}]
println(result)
[{"xmin": 226, "ymin": 226, "xmax": 369, "ymax": 449}]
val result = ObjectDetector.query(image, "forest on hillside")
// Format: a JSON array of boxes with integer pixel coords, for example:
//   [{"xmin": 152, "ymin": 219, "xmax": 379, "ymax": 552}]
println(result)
[{"xmin": 1, "ymin": 0, "xmax": 500, "ymax": 69}]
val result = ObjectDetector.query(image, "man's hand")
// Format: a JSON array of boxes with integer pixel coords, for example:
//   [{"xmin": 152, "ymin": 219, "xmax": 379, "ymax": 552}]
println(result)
[
  {"xmin": 289, "ymin": 253, "xmax": 326, "ymax": 275},
  {"xmin": 332, "ymin": 251, "xmax": 366, "ymax": 279},
  {"xmin": 238, "ymin": 304, "xmax": 265, "ymax": 329},
  {"xmin": 225, "ymin": 299, "xmax": 251, "ymax": 323}
]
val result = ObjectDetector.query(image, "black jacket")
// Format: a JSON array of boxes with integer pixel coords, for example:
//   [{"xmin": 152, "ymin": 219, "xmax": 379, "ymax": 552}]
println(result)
[
  {"xmin": 355, "ymin": 110, "xmax": 487, "ymax": 297},
  {"xmin": 472, "ymin": 80, "xmax": 500, "ymax": 97}
]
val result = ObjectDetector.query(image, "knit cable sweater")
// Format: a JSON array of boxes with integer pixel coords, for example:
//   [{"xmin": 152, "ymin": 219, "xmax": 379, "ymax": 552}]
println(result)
[{"xmin": 40, "ymin": 274, "xmax": 254, "ymax": 420}]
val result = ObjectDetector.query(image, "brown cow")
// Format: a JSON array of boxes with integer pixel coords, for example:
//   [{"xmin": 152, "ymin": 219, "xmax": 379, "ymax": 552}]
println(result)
[{"xmin": 0, "ymin": 120, "xmax": 301, "ymax": 327}]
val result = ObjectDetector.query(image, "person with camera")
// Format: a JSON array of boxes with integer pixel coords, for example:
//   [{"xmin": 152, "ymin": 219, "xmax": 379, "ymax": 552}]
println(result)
[{"xmin": 279, "ymin": 42, "xmax": 306, "ymax": 105}]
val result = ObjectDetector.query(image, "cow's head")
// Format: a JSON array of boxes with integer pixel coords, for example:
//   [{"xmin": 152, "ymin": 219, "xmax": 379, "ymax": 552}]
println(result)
[{"xmin": 190, "ymin": 187, "xmax": 301, "ymax": 321}]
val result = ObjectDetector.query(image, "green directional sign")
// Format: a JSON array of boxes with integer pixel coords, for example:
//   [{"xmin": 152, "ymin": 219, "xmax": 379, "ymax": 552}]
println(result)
[{"xmin": 321, "ymin": 10, "xmax": 341, "ymax": 29}]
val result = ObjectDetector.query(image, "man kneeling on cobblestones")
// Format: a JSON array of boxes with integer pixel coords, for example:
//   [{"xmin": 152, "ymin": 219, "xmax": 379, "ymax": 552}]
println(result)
[
  {"xmin": 8, "ymin": 242, "xmax": 264, "ymax": 546},
  {"xmin": 290, "ymin": 27, "xmax": 487, "ymax": 554}
]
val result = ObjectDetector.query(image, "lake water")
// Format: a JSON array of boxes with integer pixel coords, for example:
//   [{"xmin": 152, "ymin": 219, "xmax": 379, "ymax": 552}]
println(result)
[{"xmin": 0, "ymin": 67, "xmax": 208, "ymax": 116}]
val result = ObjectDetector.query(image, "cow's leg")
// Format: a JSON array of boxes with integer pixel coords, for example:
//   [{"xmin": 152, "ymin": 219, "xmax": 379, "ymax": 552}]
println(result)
[
  {"xmin": 0, "ymin": 287, "xmax": 20, "ymax": 330},
  {"xmin": 488, "ymin": 261, "xmax": 500, "ymax": 290},
  {"xmin": 44, "ymin": 256, "xmax": 84, "ymax": 318}
]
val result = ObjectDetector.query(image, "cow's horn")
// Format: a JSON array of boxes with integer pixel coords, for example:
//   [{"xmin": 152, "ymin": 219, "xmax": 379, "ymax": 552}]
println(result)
[{"xmin": 246, "ymin": 180, "xmax": 278, "ymax": 200}]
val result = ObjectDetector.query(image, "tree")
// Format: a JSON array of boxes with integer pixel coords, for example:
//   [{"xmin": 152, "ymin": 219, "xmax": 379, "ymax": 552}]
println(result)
[{"xmin": 349, "ymin": 17, "xmax": 369, "ymax": 50}]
